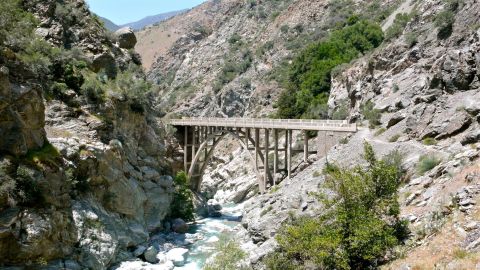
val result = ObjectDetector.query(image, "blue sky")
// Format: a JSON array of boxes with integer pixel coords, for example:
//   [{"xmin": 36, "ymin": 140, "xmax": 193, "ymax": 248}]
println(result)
[{"xmin": 86, "ymin": 0, "xmax": 206, "ymax": 25}]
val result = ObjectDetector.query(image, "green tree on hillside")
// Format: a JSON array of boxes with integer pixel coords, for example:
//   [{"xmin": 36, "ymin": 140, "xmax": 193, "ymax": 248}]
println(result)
[
  {"xmin": 276, "ymin": 19, "xmax": 384, "ymax": 119},
  {"xmin": 266, "ymin": 142, "xmax": 408, "ymax": 269}
]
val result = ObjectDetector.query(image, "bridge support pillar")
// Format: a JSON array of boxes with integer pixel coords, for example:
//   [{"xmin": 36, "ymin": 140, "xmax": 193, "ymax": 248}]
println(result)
[
  {"xmin": 273, "ymin": 129, "xmax": 278, "ymax": 186},
  {"xmin": 184, "ymin": 126, "xmax": 188, "ymax": 172},
  {"xmin": 264, "ymin": 129, "xmax": 269, "ymax": 190},
  {"xmin": 303, "ymin": 130, "xmax": 309, "ymax": 163},
  {"xmin": 287, "ymin": 130, "xmax": 292, "ymax": 179}
]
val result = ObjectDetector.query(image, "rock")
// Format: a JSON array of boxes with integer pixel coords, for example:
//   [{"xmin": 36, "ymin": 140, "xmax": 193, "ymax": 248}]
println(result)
[
  {"xmin": 387, "ymin": 113, "xmax": 406, "ymax": 128},
  {"xmin": 461, "ymin": 129, "xmax": 480, "ymax": 145},
  {"xmin": 143, "ymin": 246, "xmax": 159, "ymax": 263},
  {"xmin": 171, "ymin": 218, "xmax": 189, "ymax": 234},
  {"xmin": 115, "ymin": 27, "xmax": 137, "ymax": 49},
  {"xmin": 166, "ymin": 248, "xmax": 189, "ymax": 267},
  {"xmin": 467, "ymin": 237, "xmax": 480, "ymax": 250},
  {"xmin": 133, "ymin": 245, "xmax": 147, "ymax": 257},
  {"xmin": 465, "ymin": 221, "xmax": 478, "ymax": 231},
  {"xmin": 459, "ymin": 198, "xmax": 476, "ymax": 206},
  {"xmin": 91, "ymin": 52, "xmax": 116, "ymax": 76},
  {"xmin": 466, "ymin": 173, "xmax": 480, "ymax": 183}
]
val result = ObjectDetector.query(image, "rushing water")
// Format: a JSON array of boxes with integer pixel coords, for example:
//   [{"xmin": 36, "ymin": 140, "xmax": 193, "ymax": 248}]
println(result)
[
  {"xmin": 176, "ymin": 203, "xmax": 244, "ymax": 269},
  {"xmin": 116, "ymin": 203, "xmax": 244, "ymax": 270}
]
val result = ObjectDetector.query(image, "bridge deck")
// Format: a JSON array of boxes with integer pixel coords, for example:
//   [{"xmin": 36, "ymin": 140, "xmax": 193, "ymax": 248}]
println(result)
[{"xmin": 167, "ymin": 117, "xmax": 357, "ymax": 132}]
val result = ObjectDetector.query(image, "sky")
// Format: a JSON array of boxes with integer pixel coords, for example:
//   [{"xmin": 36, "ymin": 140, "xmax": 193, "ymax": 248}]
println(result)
[{"xmin": 85, "ymin": 0, "xmax": 207, "ymax": 25}]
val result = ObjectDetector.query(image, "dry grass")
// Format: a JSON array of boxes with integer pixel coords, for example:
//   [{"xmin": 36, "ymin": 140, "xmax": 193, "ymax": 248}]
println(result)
[{"xmin": 385, "ymin": 164, "xmax": 480, "ymax": 269}]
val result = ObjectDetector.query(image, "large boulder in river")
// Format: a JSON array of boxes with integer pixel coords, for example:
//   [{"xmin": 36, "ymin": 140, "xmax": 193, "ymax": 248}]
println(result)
[
  {"xmin": 143, "ymin": 246, "xmax": 158, "ymax": 263},
  {"xmin": 171, "ymin": 218, "xmax": 189, "ymax": 233},
  {"xmin": 115, "ymin": 27, "xmax": 137, "ymax": 49}
]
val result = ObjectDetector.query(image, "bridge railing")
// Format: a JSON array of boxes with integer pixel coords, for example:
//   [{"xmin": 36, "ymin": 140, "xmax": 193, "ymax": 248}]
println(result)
[{"xmin": 166, "ymin": 117, "xmax": 357, "ymax": 132}]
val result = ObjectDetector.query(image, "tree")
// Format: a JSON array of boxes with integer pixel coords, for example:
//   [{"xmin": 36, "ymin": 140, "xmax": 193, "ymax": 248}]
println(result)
[
  {"xmin": 267, "ymin": 142, "xmax": 408, "ymax": 269},
  {"xmin": 170, "ymin": 171, "xmax": 195, "ymax": 222},
  {"xmin": 275, "ymin": 20, "xmax": 384, "ymax": 119}
]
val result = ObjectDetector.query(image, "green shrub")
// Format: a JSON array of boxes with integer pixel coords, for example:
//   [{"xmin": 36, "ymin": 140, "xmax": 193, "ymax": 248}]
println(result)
[
  {"xmin": 108, "ymin": 64, "xmax": 152, "ymax": 113},
  {"xmin": 275, "ymin": 20, "xmax": 383, "ymax": 119},
  {"xmin": 331, "ymin": 100, "xmax": 349, "ymax": 120},
  {"xmin": 81, "ymin": 72, "xmax": 106, "ymax": 103},
  {"xmin": 385, "ymin": 13, "xmax": 413, "ymax": 40},
  {"xmin": 339, "ymin": 137, "xmax": 349, "ymax": 144},
  {"xmin": 422, "ymin": 137, "xmax": 438, "ymax": 146},
  {"xmin": 204, "ymin": 234, "xmax": 247, "ymax": 270},
  {"xmin": 374, "ymin": 127, "xmax": 386, "ymax": 136},
  {"xmin": 280, "ymin": 25, "xmax": 290, "ymax": 34},
  {"xmin": 361, "ymin": 101, "xmax": 382, "ymax": 128},
  {"xmin": 393, "ymin": 83, "xmax": 400, "ymax": 93},
  {"xmin": 404, "ymin": 32, "xmax": 418, "ymax": 48},
  {"xmin": 228, "ymin": 33, "xmax": 242, "ymax": 45},
  {"xmin": 214, "ymin": 50, "xmax": 253, "ymax": 89},
  {"xmin": 416, "ymin": 155, "xmax": 441, "ymax": 175},
  {"xmin": 434, "ymin": 10, "xmax": 455, "ymax": 39},
  {"xmin": 0, "ymin": 0, "xmax": 37, "ymax": 49},
  {"xmin": 26, "ymin": 143, "xmax": 61, "ymax": 168},
  {"xmin": 170, "ymin": 171, "xmax": 194, "ymax": 222},
  {"xmin": 267, "ymin": 143, "xmax": 408, "ymax": 269},
  {"xmin": 389, "ymin": 134, "xmax": 401, "ymax": 142}
]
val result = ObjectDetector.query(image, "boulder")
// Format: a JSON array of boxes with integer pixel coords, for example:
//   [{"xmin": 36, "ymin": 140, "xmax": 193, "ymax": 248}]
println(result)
[
  {"xmin": 133, "ymin": 245, "xmax": 147, "ymax": 257},
  {"xmin": 143, "ymin": 246, "xmax": 158, "ymax": 263},
  {"xmin": 115, "ymin": 27, "xmax": 137, "ymax": 49},
  {"xmin": 171, "ymin": 218, "xmax": 189, "ymax": 234}
]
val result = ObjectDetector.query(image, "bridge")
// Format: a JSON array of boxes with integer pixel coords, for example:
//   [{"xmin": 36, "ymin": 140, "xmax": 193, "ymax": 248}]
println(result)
[{"xmin": 166, "ymin": 118, "xmax": 357, "ymax": 193}]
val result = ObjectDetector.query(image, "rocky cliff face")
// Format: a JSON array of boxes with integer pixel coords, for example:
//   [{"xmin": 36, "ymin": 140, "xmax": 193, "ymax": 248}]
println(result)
[{"xmin": 0, "ymin": 1, "xmax": 176, "ymax": 268}]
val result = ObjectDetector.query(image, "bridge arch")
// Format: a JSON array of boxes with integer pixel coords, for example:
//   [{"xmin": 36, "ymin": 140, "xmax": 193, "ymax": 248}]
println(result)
[{"xmin": 187, "ymin": 128, "xmax": 269, "ymax": 192}]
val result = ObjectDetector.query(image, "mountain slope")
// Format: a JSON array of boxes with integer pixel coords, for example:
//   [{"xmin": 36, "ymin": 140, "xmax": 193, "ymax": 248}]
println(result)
[
  {"xmin": 121, "ymin": 9, "xmax": 188, "ymax": 31},
  {"xmin": 99, "ymin": 15, "xmax": 120, "ymax": 31},
  {"xmin": 137, "ymin": 0, "xmax": 401, "ymax": 118}
]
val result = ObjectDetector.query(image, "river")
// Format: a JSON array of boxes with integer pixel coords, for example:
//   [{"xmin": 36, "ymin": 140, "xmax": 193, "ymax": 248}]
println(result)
[{"xmin": 115, "ymin": 203, "xmax": 244, "ymax": 270}]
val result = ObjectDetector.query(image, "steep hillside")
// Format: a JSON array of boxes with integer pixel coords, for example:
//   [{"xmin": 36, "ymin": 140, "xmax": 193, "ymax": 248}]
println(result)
[
  {"xmin": 137, "ymin": 0, "xmax": 401, "ymax": 117},
  {"xmin": 99, "ymin": 16, "xmax": 120, "ymax": 31}
]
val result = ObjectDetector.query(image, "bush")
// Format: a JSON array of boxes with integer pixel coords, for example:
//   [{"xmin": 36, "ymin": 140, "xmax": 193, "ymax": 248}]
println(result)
[
  {"xmin": 361, "ymin": 100, "xmax": 382, "ymax": 128},
  {"xmin": 374, "ymin": 127, "xmax": 386, "ymax": 136},
  {"xmin": 389, "ymin": 134, "xmax": 401, "ymax": 142},
  {"xmin": 422, "ymin": 137, "xmax": 438, "ymax": 146},
  {"xmin": 0, "ymin": 164, "xmax": 45, "ymax": 208},
  {"xmin": 275, "ymin": 20, "xmax": 383, "ymax": 119},
  {"xmin": 80, "ymin": 72, "xmax": 106, "ymax": 103},
  {"xmin": 0, "ymin": 0, "xmax": 37, "ymax": 49},
  {"xmin": 331, "ymin": 100, "xmax": 349, "ymax": 120},
  {"xmin": 404, "ymin": 32, "xmax": 418, "ymax": 48},
  {"xmin": 268, "ymin": 143, "xmax": 408, "ymax": 269},
  {"xmin": 170, "ymin": 171, "xmax": 194, "ymax": 222},
  {"xmin": 417, "ymin": 155, "xmax": 441, "ymax": 175},
  {"xmin": 385, "ymin": 13, "xmax": 412, "ymax": 40},
  {"xmin": 204, "ymin": 234, "xmax": 247, "ymax": 270},
  {"xmin": 434, "ymin": 10, "xmax": 455, "ymax": 39}
]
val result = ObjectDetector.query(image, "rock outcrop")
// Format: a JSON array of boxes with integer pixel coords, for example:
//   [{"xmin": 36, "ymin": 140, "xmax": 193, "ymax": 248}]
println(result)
[
  {"xmin": 0, "ymin": 0, "xmax": 177, "ymax": 268},
  {"xmin": 115, "ymin": 27, "xmax": 137, "ymax": 49},
  {"xmin": 0, "ymin": 68, "xmax": 46, "ymax": 156}
]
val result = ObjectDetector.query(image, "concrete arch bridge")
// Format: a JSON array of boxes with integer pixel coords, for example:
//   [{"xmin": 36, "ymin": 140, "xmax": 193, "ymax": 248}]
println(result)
[{"xmin": 167, "ymin": 118, "xmax": 357, "ymax": 193}]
